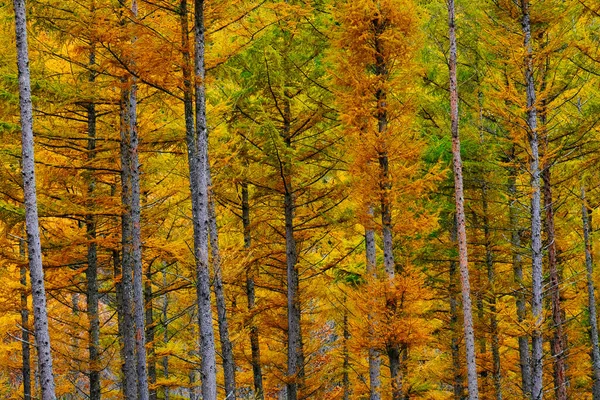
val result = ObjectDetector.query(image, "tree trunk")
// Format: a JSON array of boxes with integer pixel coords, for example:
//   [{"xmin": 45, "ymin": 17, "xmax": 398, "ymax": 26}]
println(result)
[
  {"xmin": 20, "ymin": 238, "xmax": 32, "ymax": 400},
  {"xmin": 119, "ymin": 84, "xmax": 139, "ymax": 400},
  {"xmin": 12, "ymin": 0, "xmax": 57, "ymax": 398},
  {"xmin": 279, "ymin": 69, "xmax": 304, "ymax": 400},
  {"xmin": 85, "ymin": 38, "xmax": 101, "ymax": 400},
  {"xmin": 447, "ymin": 1, "xmax": 479, "ymax": 398},
  {"xmin": 285, "ymin": 178, "xmax": 304, "ymax": 400},
  {"xmin": 365, "ymin": 208, "xmax": 381, "ymax": 400},
  {"xmin": 162, "ymin": 265, "xmax": 170, "ymax": 400},
  {"xmin": 342, "ymin": 302, "xmax": 350, "ymax": 400},
  {"xmin": 207, "ymin": 168, "xmax": 236, "ymax": 399},
  {"xmin": 481, "ymin": 183, "xmax": 502, "ymax": 400},
  {"xmin": 582, "ymin": 185, "xmax": 600, "ymax": 399},
  {"xmin": 117, "ymin": 0, "xmax": 149, "ymax": 398},
  {"xmin": 475, "ymin": 270, "xmax": 487, "ymax": 396},
  {"xmin": 241, "ymin": 182, "xmax": 264, "ymax": 399},
  {"xmin": 520, "ymin": 2, "xmax": 544, "ymax": 398},
  {"xmin": 145, "ymin": 262, "xmax": 157, "ymax": 400},
  {"xmin": 192, "ymin": 1, "xmax": 218, "ymax": 397},
  {"xmin": 507, "ymin": 145, "xmax": 532, "ymax": 396},
  {"xmin": 372, "ymin": 14, "xmax": 403, "ymax": 398},
  {"xmin": 542, "ymin": 167, "xmax": 567, "ymax": 400},
  {"xmin": 449, "ymin": 234, "xmax": 465, "ymax": 400}
]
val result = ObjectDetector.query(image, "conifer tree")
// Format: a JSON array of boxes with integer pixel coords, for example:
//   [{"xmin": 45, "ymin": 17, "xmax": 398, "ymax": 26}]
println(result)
[{"xmin": 12, "ymin": 0, "xmax": 57, "ymax": 398}]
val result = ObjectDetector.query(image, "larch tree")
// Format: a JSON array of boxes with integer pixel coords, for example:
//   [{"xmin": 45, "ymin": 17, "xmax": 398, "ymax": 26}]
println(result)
[
  {"xmin": 446, "ymin": 1, "xmax": 479, "ymax": 398},
  {"xmin": 12, "ymin": 0, "xmax": 57, "ymax": 398},
  {"xmin": 192, "ymin": 0, "xmax": 218, "ymax": 398},
  {"xmin": 334, "ymin": 0, "xmax": 440, "ymax": 398}
]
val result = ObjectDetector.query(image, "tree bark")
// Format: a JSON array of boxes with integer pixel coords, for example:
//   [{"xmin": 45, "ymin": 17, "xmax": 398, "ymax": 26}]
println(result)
[
  {"xmin": 582, "ymin": 185, "xmax": 600, "ymax": 399},
  {"xmin": 520, "ymin": 2, "xmax": 544, "ymax": 398},
  {"xmin": 162, "ymin": 266, "xmax": 170, "ymax": 400},
  {"xmin": 449, "ymin": 237, "xmax": 465, "ymax": 400},
  {"xmin": 117, "ymin": 0, "xmax": 149, "ymax": 398},
  {"xmin": 85, "ymin": 38, "xmax": 101, "ymax": 400},
  {"xmin": 448, "ymin": 3, "xmax": 484, "ymax": 399},
  {"xmin": 481, "ymin": 183, "xmax": 502, "ymax": 400},
  {"xmin": 542, "ymin": 167, "xmax": 567, "ymax": 400},
  {"xmin": 192, "ymin": 1, "xmax": 218, "ymax": 397},
  {"xmin": 365, "ymin": 208, "xmax": 381, "ymax": 400},
  {"xmin": 241, "ymin": 182, "xmax": 264, "ymax": 399},
  {"xmin": 507, "ymin": 145, "xmax": 532, "ymax": 396},
  {"xmin": 342, "ymin": 302, "xmax": 350, "ymax": 400},
  {"xmin": 447, "ymin": 1, "xmax": 479, "ymax": 398},
  {"xmin": 20, "ymin": 238, "xmax": 32, "ymax": 400},
  {"xmin": 207, "ymin": 168, "xmax": 236, "ymax": 399},
  {"xmin": 12, "ymin": 0, "xmax": 57, "ymax": 398},
  {"xmin": 119, "ymin": 83, "xmax": 139, "ymax": 400},
  {"xmin": 145, "ymin": 262, "xmax": 157, "ymax": 400},
  {"xmin": 285, "ymin": 174, "xmax": 304, "ymax": 400},
  {"xmin": 372, "ymin": 14, "xmax": 403, "ymax": 399}
]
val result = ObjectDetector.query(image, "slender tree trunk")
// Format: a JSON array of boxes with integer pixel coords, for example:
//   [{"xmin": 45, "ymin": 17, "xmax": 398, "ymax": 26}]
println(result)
[
  {"xmin": 520, "ymin": 2, "xmax": 544, "ymax": 398},
  {"xmin": 342, "ymin": 301, "xmax": 350, "ymax": 400},
  {"xmin": 207, "ymin": 168, "xmax": 236, "ymax": 399},
  {"xmin": 119, "ymin": 85, "xmax": 139, "ymax": 400},
  {"xmin": 449, "ymin": 243, "xmax": 465, "ymax": 400},
  {"xmin": 162, "ymin": 265, "xmax": 170, "ymax": 400},
  {"xmin": 20, "ymin": 238, "xmax": 32, "ymax": 400},
  {"xmin": 447, "ymin": 2, "xmax": 479, "ymax": 398},
  {"xmin": 372, "ymin": 14, "xmax": 403, "ymax": 399},
  {"xmin": 241, "ymin": 182, "xmax": 264, "ymax": 399},
  {"xmin": 481, "ymin": 183, "xmax": 502, "ymax": 400},
  {"xmin": 542, "ymin": 168, "xmax": 567, "ymax": 400},
  {"xmin": 117, "ymin": 0, "xmax": 149, "ymax": 397},
  {"xmin": 85, "ymin": 38, "xmax": 101, "ymax": 400},
  {"xmin": 365, "ymin": 208, "xmax": 381, "ymax": 400},
  {"xmin": 582, "ymin": 185, "xmax": 600, "ymax": 399},
  {"xmin": 12, "ymin": 0, "xmax": 57, "ymax": 398},
  {"xmin": 507, "ymin": 145, "xmax": 532, "ymax": 396},
  {"xmin": 285, "ymin": 176, "xmax": 304, "ymax": 400},
  {"xmin": 474, "ymin": 269, "xmax": 487, "ymax": 396},
  {"xmin": 145, "ymin": 262, "xmax": 157, "ymax": 400},
  {"xmin": 127, "ymin": 1, "xmax": 149, "ymax": 397},
  {"xmin": 279, "ymin": 79, "xmax": 304, "ymax": 400},
  {"xmin": 192, "ymin": 1, "xmax": 218, "ymax": 397}
]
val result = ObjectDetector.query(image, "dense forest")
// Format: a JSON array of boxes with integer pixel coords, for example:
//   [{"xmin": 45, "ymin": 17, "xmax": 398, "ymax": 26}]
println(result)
[{"xmin": 3, "ymin": 0, "xmax": 600, "ymax": 399}]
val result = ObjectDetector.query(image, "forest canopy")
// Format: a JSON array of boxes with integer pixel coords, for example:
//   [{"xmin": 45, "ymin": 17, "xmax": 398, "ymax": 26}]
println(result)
[{"xmin": 2, "ymin": 0, "xmax": 600, "ymax": 399}]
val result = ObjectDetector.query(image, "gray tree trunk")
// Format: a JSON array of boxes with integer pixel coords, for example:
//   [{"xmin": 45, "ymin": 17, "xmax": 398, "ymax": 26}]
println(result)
[
  {"xmin": 127, "ymin": 2, "xmax": 149, "ymax": 398},
  {"xmin": 20, "ymin": 238, "xmax": 32, "ymax": 400},
  {"xmin": 582, "ymin": 185, "xmax": 600, "ymax": 399},
  {"xmin": 447, "ymin": 1, "xmax": 479, "ymax": 398},
  {"xmin": 241, "ymin": 182, "xmax": 264, "ymax": 399},
  {"xmin": 342, "ymin": 301, "xmax": 350, "ymax": 400},
  {"xmin": 449, "ymin": 234, "xmax": 465, "ymax": 400},
  {"xmin": 284, "ymin": 174, "xmax": 304, "ymax": 400},
  {"xmin": 12, "ymin": 0, "xmax": 57, "ymax": 398},
  {"xmin": 145, "ymin": 262, "xmax": 157, "ymax": 400},
  {"xmin": 119, "ymin": 84, "xmax": 139, "ymax": 400},
  {"xmin": 207, "ymin": 168, "xmax": 236, "ymax": 399},
  {"xmin": 117, "ymin": 0, "xmax": 149, "ymax": 397},
  {"xmin": 365, "ymin": 209, "xmax": 381, "ymax": 400},
  {"xmin": 507, "ymin": 145, "xmax": 532, "ymax": 396},
  {"xmin": 372, "ymin": 14, "xmax": 403, "ymax": 399},
  {"xmin": 542, "ymin": 168, "xmax": 567, "ymax": 400},
  {"xmin": 481, "ymin": 183, "xmax": 502, "ymax": 400},
  {"xmin": 85, "ymin": 39, "xmax": 101, "ymax": 400},
  {"xmin": 193, "ymin": 1, "xmax": 218, "ymax": 397},
  {"xmin": 520, "ymin": 2, "xmax": 544, "ymax": 398},
  {"xmin": 162, "ymin": 265, "xmax": 170, "ymax": 400}
]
